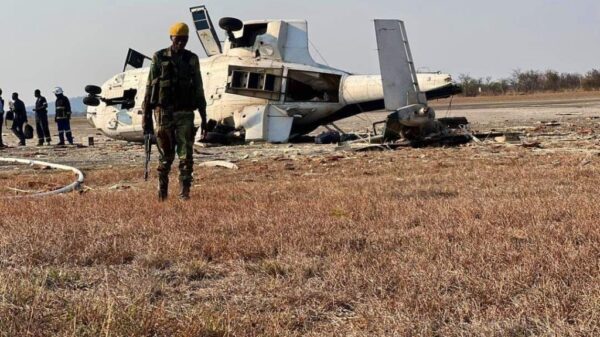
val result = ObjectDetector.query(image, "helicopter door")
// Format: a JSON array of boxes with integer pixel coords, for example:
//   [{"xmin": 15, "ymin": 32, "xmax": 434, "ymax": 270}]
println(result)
[{"xmin": 190, "ymin": 6, "xmax": 222, "ymax": 56}]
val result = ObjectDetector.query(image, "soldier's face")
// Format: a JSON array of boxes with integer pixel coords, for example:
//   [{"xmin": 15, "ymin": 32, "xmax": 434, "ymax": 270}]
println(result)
[{"xmin": 171, "ymin": 36, "xmax": 189, "ymax": 52}]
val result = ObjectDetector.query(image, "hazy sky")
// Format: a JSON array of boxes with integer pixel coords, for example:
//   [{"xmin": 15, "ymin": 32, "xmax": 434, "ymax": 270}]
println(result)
[{"xmin": 1, "ymin": 0, "xmax": 598, "ymax": 103}]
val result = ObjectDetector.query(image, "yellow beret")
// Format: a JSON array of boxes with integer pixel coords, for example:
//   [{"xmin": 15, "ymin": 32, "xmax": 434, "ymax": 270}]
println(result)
[{"xmin": 169, "ymin": 22, "xmax": 189, "ymax": 37}]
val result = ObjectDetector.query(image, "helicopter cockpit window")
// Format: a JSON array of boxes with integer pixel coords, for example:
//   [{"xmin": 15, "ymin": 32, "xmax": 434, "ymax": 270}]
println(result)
[
  {"xmin": 285, "ymin": 70, "xmax": 341, "ymax": 103},
  {"xmin": 234, "ymin": 23, "xmax": 268, "ymax": 48}
]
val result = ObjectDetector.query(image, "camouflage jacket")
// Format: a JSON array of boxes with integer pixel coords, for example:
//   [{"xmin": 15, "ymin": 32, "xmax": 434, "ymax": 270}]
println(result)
[{"xmin": 143, "ymin": 47, "xmax": 207, "ymax": 114}]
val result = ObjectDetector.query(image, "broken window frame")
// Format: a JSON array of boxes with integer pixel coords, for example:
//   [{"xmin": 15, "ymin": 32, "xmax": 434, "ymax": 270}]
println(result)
[
  {"xmin": 283, "ymin": 69, "xmax": 341, "ymax": 103},
  {"xmin": 233, "ymin": 23, "xmax": 269, "ymax": 49},
  {"xmin": 226, "ymin": 66, "xmax": 284, "ymax": 101}
]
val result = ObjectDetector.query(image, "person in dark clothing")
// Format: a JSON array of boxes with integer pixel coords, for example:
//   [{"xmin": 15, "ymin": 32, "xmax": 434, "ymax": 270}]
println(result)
[
  {"xmin": 11, "ymin": 93, "xmax": 27, "ymax": 146},
  {"xmin": 33, "ymin": 89, "xmax": 52, "ymax": 146},
  {"xmin": 0, "ymin": 89, "xmax": 5, "ymax": 147},
  {"xmin": 53, "ymin": 87, "xmax": 73, "ymax": 145}
]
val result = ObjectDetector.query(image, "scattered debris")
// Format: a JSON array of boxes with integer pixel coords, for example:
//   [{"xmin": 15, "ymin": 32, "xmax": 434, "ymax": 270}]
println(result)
[
  {"xmin": 472, "ymin": 132, "xmax": 506, "ymax": 140},
  {"xmin": 314, "ymin": 131, "xmax": 359, "ymax": 144},
  {"xmin": 108, "ymin": 183, "xmax": 134, "ymax": 190},
  {"xmin": 409, "ymin": 134, "xmax": 472, "ymax": 148},
  {"xmin": 315, "ymin": 131, "xmax": 342, "ymax": 144},
  {"xmin": 79, "ymin": 186, "xmax": 94, "ymax": 194},
  {"xmin": 198, "ymin": 161, "xmax": 239, "ymax": 170},
  {"xmin": 494, "ymin": 133, "xmax": 522, "ymax": 144},
  {"xmin": 437, "ymin": 117, "xmax": 469, "ymax": 129},
  {"xmin": 580, "ymin": 157, "xmax": 592, "ymax": 167},
  {"xmin": 540, "ymin": 121, "xmax": 562, "ymax": 127},
  {"xmin": 521, "ymin": 140, "xmax": 542, "ymax": 148}
]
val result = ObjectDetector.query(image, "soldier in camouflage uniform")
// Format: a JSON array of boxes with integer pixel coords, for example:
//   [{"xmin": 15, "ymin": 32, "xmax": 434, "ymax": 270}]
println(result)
[{"xmin": 142, "ymin": 22, "xmax": 207, "ymax": 201}]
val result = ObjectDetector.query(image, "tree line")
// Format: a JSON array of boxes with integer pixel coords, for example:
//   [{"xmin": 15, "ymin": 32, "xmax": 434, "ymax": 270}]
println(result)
[{"xmin": 458, "ymin": 69, "xmax": 600, "ymax": 97}]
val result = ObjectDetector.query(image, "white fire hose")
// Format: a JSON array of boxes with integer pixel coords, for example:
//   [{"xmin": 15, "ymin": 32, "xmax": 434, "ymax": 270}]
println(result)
[{"xmin": 0, "ymin": 157, "xmax": 84, "ymax": 198}]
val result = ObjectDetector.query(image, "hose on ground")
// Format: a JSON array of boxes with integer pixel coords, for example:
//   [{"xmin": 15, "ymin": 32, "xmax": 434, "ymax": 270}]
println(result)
[{"xmin": 0, "ymin": 157, "xmax": 84, "ymax": 198}]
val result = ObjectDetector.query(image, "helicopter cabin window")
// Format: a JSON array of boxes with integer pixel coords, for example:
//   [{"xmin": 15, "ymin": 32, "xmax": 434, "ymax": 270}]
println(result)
[
  {"xmin": 226, "ymin": 66, "xmax": 283, "ymax": 100},
  {"xmin": 233, "ymin": 23, "xmax": 268, "ymax": 48},
  {"xmin": 285, "ymin": 70, "xmax": 341, "ymax": 103}
]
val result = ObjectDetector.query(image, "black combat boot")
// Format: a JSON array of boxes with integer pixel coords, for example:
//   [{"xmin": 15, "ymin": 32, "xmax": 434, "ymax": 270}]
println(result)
[
  {"xmin": 158, "ymin": 175, "xmax": 169, "ymax": 201},
  {"xmin": 179, "ymin": 182, "xmax": 191, "ymax": 200}
]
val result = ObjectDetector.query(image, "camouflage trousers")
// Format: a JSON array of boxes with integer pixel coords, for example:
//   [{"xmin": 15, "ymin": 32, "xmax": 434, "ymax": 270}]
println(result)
[{"xmin": 154, "ymin": 109, "xmax": 196, "ymax": 185}]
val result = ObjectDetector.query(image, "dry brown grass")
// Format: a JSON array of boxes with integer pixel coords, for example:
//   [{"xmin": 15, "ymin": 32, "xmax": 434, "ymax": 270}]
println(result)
[
  {"xmin": 0, "ymin": 168, "xmax": 75, "ymax": 197},
  {"xmin": 0, "ymin": 145, "xmax": 599, "ymax": 336}
]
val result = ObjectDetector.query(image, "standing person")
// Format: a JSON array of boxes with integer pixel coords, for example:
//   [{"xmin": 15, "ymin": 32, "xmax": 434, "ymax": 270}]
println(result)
[
  {"xmin": 11, "ymin": 93, "xmax": 27, "ymax": 146},
  {"xmin": 142, "ymin": 22, "xmax": 207, "ymax": 201},
  {"xmin": 0, "ymin": 89, "xmax": 4, "ymax": 147},
  {"xmin": 53, "ymin": 87, "xmax": 73, "ymax": 145},
  {"xmin": 33, "ymin": 89, "xmax": 51, "ymax": 146}
]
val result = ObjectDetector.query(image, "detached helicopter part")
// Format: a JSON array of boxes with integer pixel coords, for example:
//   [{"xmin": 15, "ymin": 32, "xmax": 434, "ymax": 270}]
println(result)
[
  {"xmin": 375, "ymin": 19, "xmax": 433, "ymax": 141},
  {"xmin": 190, "ymin": 6, "xmax": 225, "ymax": 56},
  {"xmin": 0, "ymin": 157, "xmax": 84, "ymax": 198},
  {"xmin": 375, "ymin": 20, "xmax": 471, "ymax": 143},
  {"xmin": 374, "ymin": 19, "xmax": 469, "ymax": 144}
]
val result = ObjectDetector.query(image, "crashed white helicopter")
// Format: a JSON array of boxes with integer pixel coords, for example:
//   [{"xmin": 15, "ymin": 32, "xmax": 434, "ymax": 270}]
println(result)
[{"xmin": 84, "ymin": 6, "xmax": 462, "ymax": 144}]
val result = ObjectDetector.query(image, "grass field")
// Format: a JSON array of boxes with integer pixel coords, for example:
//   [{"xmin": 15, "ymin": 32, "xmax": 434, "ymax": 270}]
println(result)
[{"xmin": 1, "ymin": 143, "xmax": 599, "ymax": 336}]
